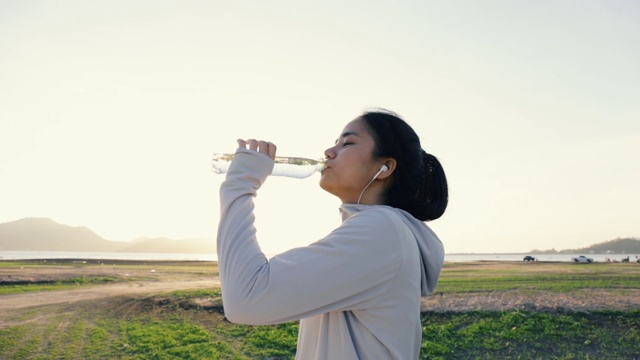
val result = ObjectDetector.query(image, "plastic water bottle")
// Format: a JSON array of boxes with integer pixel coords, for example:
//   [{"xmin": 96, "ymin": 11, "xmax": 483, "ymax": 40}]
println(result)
[{"xmin": 211, "ymin": 153, "xmax": 325, "ymax": 179}]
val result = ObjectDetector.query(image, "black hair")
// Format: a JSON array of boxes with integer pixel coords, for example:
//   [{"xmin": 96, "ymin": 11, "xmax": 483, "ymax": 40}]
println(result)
[{"xmin": 360, "ymin": 109, "xmax": 448, "ymax": 221}]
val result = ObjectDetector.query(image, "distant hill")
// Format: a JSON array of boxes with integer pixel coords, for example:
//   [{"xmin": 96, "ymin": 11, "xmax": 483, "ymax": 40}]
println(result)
[
  {"xmin": 0, "ymin": 218, "xmax": 214, "ymax": 254},
  {"xmin": 0, "ymin": 218, "xmax": 121, "ymax": 252},
  {"xmin": 530, "ymin": 237, "xmax": 640, "ymax": 254}
]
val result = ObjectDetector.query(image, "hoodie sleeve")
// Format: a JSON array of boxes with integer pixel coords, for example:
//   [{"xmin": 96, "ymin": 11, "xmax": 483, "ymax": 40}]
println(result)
[{"xmin": 217, "ymin": 150, "xmax": 409, "ymax": 325}]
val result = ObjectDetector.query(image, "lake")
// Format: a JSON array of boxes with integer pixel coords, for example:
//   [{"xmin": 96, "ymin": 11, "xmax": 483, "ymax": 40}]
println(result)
[
  {"xmin": 0, "ymin": 251, "xmax": 218, "ymax": 262},
  {"xmin": 1, "ymin": 251, "xmax": 638, "ymax": 263}
]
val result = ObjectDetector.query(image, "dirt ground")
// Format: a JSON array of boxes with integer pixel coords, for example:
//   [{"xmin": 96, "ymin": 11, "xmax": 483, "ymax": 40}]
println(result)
[
  {"xmin": 1, "ymin": 260, "xmax": 639, "ymax": 313},
  {"xmin": 420, "ymin": 289, "xmax": 640, "ymax": 313},
  {"xmin": 0, "ymin": 280, "xmax": 219, "ymax": 311},
  {"xmin": 0, "ymin": 260, "xmax": 218, "ymax": 311}
]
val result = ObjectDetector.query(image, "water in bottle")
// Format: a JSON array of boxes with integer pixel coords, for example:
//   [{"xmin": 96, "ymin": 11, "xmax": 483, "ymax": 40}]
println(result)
[{"xmin": 211, "ymin": 153, "xmax": 325, "ymax": 179}]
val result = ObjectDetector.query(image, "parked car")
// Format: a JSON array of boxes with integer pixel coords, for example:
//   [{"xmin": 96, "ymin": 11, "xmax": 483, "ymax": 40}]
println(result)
[
  {"xmin": 571, "ymin": 255, "xmax": 594, "ymax": 263},
  {"xmin": 523, "ymin": 256, "xmax": 536, "ymax": 262}
]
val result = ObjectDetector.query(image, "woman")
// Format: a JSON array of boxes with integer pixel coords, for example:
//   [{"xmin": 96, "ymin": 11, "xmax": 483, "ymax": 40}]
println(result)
[{"xmin": 217, "ymin": 109, "xmax": 447, "ymax": 359}]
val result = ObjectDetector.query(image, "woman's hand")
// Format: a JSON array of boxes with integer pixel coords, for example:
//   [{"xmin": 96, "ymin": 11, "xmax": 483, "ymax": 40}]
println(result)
[{"xmin": 237, "ymin": 139, "xmax": 277, "ymax": 160}]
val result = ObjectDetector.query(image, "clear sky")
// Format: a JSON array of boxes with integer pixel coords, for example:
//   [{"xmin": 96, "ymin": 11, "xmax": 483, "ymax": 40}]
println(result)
[{"xmin": 1, "ymin": 1, "xmax": 638, "ymax": 254}]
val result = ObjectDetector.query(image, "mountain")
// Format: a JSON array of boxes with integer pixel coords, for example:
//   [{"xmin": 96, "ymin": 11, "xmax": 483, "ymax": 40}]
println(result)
[
  {"xmin": 0, "ymin": 218, "xmax": 214, "ymax": 254},
  {"xmin": 0, "ymin": 218, "xmax": 121, "ymax": 252},
  {"xmin": 530, "ymin": 237, "xmax": 640, "ymax": 254}
]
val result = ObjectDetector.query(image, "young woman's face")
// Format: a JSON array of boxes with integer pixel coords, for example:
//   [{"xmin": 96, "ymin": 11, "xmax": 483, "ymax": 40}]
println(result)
[{"xmin": 320, "ymin": 118, "xmax": 382, "ymax": 204}]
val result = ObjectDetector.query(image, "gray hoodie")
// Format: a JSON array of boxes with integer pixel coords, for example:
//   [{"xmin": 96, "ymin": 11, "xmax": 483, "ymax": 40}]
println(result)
[{"xmin": 217, "ymin": 149, "xmax": 444, "ymax": 359}]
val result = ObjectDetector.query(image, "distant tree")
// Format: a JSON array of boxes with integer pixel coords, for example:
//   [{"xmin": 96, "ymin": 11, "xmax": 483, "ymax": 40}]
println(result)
[{"xmin": 531, "ymin": 238, "xmax": 640, "ymax": 254}]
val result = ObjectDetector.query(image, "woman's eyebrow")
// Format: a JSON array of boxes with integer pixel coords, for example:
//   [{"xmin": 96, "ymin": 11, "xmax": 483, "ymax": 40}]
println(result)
[{"xmin": 334, "ymin": 131, "xmax": 359, "ymax": 144}]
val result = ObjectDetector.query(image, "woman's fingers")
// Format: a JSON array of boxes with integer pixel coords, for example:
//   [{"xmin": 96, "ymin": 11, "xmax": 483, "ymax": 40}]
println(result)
[
  {"xmin": 247, "ymin": 139, "xmax": 258, "ymax": 151},
  {"xmin": 258, "ymin": 141, "xmax": 277, "ymax": 160},
  {"xmin": 237, "ymin": 139, "xmax": 277, "ymax": 160},
  {"xmin": 257, "ymin": 141, "xmax": 268, "ymax": 155},
  {"xmin": 267, "ymin": 142, "xmax": 277, "ymax": 159}
]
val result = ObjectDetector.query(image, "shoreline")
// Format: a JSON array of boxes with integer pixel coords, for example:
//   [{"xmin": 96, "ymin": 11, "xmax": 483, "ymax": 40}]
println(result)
[
  {"xmin": 0, "ymin": 258, "xmax": 217, "ymax": 266},
  {"xmin": 2, "ymin": 257, "xmax": 639, "ymax": 265}
]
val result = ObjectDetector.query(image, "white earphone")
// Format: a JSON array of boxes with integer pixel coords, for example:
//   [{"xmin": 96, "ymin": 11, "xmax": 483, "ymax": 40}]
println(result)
[{"xmin": 372, "ymin": 164, "xmax": 389, "ymax": 180}]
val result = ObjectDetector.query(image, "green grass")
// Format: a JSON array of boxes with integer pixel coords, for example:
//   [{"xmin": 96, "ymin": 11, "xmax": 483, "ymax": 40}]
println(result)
[
  {"xmin": 0, "ymin": 261, "xmax": 53, "ymax": 268},
  {"xmin": 1, "ymin": 261, "xmax": 639, "ymax": 359},
  {"xmin": 420, "ymin": 310, "xmax": 640, "ymax": 359},
  {"xmin": 171, "ymin": 288, "xmax": 222, "ymax": 299},
  {"xmin": 119, "ymin": 319, "xmax": 222, "ymax": 359},
  {"xmin": 436, "ymin": 262, "xmax": 640, "ymax": 293},
  {"xmin": 0, "ymin": 276, "xmax": 122, "ymax": 295},
  {"xmin": 436, "ymin": 274, "xmax": 640, "ymax": 293},
  {"xmin": 1, "ymin": 306, "xmax": 637, "ymax": 359}
]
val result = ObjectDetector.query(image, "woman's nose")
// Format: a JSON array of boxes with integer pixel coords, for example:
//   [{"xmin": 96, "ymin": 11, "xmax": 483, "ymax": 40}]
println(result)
[{"xmin": 324, "ymin": 147, "xmax": 335, "ymax": 160}]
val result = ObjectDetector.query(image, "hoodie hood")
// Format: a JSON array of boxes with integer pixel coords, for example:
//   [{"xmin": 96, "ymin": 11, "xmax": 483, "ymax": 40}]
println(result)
[{"xmin": 340, "ymin": 204, "xmax": 445, "ymax": 296}]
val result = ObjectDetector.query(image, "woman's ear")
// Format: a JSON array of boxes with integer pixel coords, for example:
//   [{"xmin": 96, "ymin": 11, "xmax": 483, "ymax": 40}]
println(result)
[{"xmin": 376, "ymin": 158, "xmax": 396, "ymax": 180}]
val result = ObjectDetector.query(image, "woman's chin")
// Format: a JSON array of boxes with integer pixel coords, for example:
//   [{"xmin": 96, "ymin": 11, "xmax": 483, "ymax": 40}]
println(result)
[
  {"xmin": 318, "ymin": 178, "xmax": 330, "ymax": 193},
  {"xmin": 319, "ymin": 178, "xmax": 337, "ymax": 197}
]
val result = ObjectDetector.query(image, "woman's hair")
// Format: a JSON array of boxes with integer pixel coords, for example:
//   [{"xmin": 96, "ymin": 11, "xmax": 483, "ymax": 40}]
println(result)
[{"xmin": 360, "ymin": 109, "xmax": 448, "ymax": 221}]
